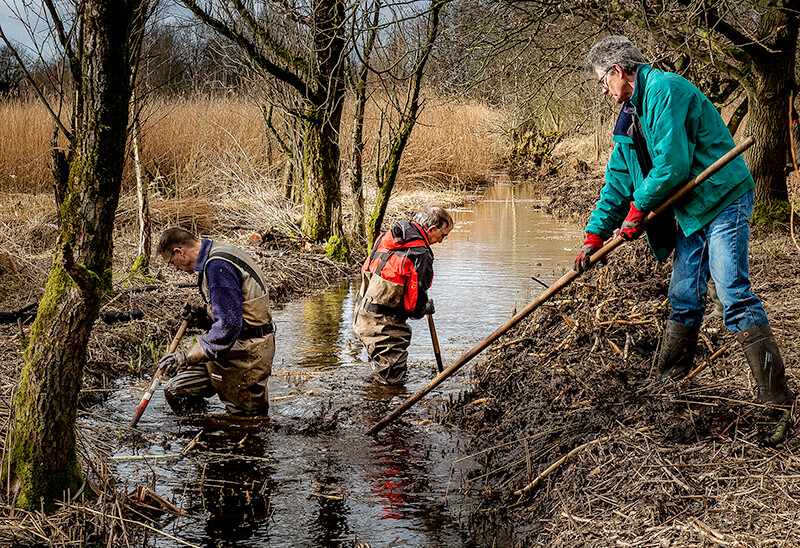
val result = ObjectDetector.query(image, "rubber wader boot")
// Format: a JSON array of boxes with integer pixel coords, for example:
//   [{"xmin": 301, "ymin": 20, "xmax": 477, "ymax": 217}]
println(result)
[
  {"xmin": 371, "ymin": 360, "xmax": 406, "ymax": 385},
  {"xmin": 737, "ymin": 325, "xmax": 795, "ymax": 405},
  {"xmin": 655, "ymin": 320, "xmax": 701, "ymax": 382},
  {"xmin": 164, "ymin": 388, "xmax": 208, "ymax": 415}
]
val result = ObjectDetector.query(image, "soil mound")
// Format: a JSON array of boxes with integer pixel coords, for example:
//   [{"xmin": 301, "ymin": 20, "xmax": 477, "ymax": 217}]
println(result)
[{"xmin": 450, "ymin": 170, "xmax": 800, "ymax": 546}]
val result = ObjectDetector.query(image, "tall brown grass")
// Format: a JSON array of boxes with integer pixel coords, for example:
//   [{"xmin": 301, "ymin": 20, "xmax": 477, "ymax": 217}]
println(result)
[
  {"xmin": 1, "ymin": 94, "xmax": 506, "ymax": 192},
  {"xmin": 0, "ymin": 94, "xmax": 507, "ymax": 238},
  {"xmin": 0, "ymin": 96, "xmax": 57, "ymax": 193}
]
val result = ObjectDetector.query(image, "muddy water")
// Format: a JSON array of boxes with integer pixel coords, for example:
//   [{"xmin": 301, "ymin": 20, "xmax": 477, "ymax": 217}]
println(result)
[{"xmin": 99, "ymin": 182, "xmax": 580, "ymax": 547}]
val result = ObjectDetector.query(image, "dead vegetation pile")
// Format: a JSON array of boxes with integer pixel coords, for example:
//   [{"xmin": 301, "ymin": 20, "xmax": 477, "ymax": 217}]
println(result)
[{"xmin": 450, "ymin": 170, "xmax": 800, "ymax": 545}]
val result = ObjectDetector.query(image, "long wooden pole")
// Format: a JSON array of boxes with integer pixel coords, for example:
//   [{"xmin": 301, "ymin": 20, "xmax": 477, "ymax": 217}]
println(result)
[
  {"xmin": 427, "ymin": 313, "xmax": 444, "ymax": 373},
  {"xmin": 130, "ymin": 318, "xmax": 189, "ymax": 428},
  {"xmin": 366, "ymin": 137, "xmax": 754, "ymax": 435}
]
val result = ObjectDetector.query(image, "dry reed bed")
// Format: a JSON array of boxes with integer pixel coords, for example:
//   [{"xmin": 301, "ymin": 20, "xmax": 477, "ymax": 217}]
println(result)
[
  {"xmin": 0, "ymin": 94, "xmax": 507, "ymax": 196},
  {"xmin": 451, "ymin": 167, "xmax": 800, "ymax": 546}
]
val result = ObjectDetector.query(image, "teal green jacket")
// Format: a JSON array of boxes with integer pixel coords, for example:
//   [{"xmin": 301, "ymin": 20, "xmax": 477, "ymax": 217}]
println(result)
[{"xmin": 586, "ymin": 64, "xmax": 754, "ymax": 257}]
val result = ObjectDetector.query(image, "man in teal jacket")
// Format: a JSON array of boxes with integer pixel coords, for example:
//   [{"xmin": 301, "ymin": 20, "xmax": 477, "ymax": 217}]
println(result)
[{"xmin": 576, "ymin": 35, "xmax": 793, "ymax": 405}]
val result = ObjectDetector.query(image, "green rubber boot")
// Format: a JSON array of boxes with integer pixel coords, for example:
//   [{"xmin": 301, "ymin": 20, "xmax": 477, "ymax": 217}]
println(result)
[
  {"xmin": 654, "ymin": 320, "xmax": 700, "ymax": 382},
  {"xmin": 737, "ymin": 325, "xmax": 794, "ymax": 405}
]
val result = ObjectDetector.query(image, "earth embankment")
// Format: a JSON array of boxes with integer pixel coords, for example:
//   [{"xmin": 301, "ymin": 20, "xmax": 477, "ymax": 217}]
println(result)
[{"xmin": 451, "ymin": 154, "xmax": 800, "ymax": 546}]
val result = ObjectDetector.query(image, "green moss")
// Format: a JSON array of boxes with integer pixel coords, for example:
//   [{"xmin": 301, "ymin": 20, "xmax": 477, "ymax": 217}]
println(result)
[
  {"xmin": 124, "ymin": 254, "xmax": 161, "ymax": 286},
  {"xmin": 752, "ymin": 199, "xmax": 791, "ymax": 227},
  {"xmin": 325, "ymin": 234, "xmax": 350, "ymax": 263},
  {"xmin": 26, "ymin": 263, "xmax": 71, "ymax": 357},
  {"xmin": 130, "ymin": 254, "xmax": 148, "ymax": 273},
  {"xmin": 5, "ymin": 362, "xmax": 84, "ymax": 513},
  {"xmin": 12, "ymin": 445, "xmax": 83, "ymax": 513},
  {"xmin": 10, "ymin": 250, "xmax": 87, "ymax": 513}
]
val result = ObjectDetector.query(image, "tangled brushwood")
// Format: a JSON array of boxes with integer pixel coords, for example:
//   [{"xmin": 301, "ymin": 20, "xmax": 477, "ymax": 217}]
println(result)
[{"xmin": 450, "ymin": 230, "xmax": 800, "ymax": 546}]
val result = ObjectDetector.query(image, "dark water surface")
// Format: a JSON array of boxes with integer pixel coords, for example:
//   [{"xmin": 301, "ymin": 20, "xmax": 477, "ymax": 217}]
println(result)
[{"xmin": 97, "ymin": 182, "xmax": 580, "ymax": 547}]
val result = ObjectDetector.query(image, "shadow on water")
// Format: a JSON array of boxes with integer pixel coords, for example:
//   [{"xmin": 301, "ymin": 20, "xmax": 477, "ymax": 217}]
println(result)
[{"xmin": 94, "ymin": 181, "xmax": 580, "ymax": 547}]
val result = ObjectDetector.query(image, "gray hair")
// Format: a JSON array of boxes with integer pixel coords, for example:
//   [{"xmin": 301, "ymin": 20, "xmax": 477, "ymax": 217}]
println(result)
[
  {"xmin": 585, "ymin": 35, "xmax": 647, "ymax": 77},
  {"xmin": 413, "ymin": 203, "xmax": 452, "ymax": 230}
]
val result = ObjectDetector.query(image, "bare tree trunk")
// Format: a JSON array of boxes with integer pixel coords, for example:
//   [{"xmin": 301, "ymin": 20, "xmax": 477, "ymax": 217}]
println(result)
[
  {"xmin": 7, "ymin": 0, "xmax": 138, "ymax": 513},
  {"xmin": 132, "ymin": 86, "xmax": 151, "ymax": 271},
  {"xmin": 743, "ymin": 6, "xmax": 797, "ymax": 208},
  {"xmin": 366, "ymin": 0, "xmax": 445, "ymax": 248},
  {"xmin": 347, "ymin": 0, "xmax": 381, "ymax": 250},
  {"xmin": 349, "ymin": 97, "xmax": 367, "ymax": 243},
  {"xmin": 746, "ymin": 91, "xmax": 790, "ymax": 204}
]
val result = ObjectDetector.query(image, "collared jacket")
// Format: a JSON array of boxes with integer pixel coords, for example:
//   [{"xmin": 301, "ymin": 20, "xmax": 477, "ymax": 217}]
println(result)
[
  {"xmin": 356, "ymin": 220, "xmax": 434, "ymax": 320},
  {"xmin": 586, "ymin": 64, "xmax": 755, "ymax": 247}
]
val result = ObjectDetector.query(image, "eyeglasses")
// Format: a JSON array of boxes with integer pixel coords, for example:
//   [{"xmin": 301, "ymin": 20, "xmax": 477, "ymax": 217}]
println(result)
[
  {"xmin": 166, "ymin": 249, "xmax": 177, "ymax": 266},
  {"xmin": 597, "ymin": 66, "xmax": 614, "ymax": 90}
]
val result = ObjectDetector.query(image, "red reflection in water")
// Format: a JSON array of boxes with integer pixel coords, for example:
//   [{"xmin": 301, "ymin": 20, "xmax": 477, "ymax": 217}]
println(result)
[{"xmin": 373, "ymin": 457, "xmax": 411, "ymax": 520}]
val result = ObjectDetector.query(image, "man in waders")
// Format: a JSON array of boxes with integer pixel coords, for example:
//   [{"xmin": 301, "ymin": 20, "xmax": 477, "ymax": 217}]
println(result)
[
  {"xmin": 353, "ymin": 203, "xmax": 453, "ymax": 384},
  {"xmin": 575, "ymin": 35, "xmax": 793, "ymax": 405},
  {"xmin": 157, "ymin": 227, "xmax": 275, "ymax": 415}
]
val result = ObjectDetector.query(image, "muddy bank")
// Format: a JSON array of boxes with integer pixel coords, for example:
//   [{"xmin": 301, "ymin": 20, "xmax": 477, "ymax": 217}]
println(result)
[
  {"xmin": 0, "ymin": 185, "xmax": 483, "ymax": 545},
  {"xmin": 449, "ymin": 162, "xmax": 800, "ymax": 545}
]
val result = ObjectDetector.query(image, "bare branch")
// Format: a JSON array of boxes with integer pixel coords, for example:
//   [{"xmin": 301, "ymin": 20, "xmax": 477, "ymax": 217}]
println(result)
[
  {"xmin": 181, "ymin": 0, "xmax": 310, "ymax": 96},
  {"xmin": 268, "ymin": 0, "xmax": 313, "ymax": 26},
  {"xmin": 42, "ymin": 0, "xmax": 81, "ymax": 83},
  {"xmin": 231, "ymin": 0, "xmax": 309, "ymax": 73},
  {"xmin": 0, "ymin": 23, "xmax": 72, "ymax": 139}
]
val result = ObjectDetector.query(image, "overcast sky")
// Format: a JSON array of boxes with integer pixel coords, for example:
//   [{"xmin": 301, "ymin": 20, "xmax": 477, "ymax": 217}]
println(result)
[{"xmin": 0, "ymin": 4, "xmax": 30, "ymax": 46}]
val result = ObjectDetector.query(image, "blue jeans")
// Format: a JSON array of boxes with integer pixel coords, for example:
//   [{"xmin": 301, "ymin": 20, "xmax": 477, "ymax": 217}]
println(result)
[{"xmin": 669, "ymin": 190, "xmax": 768, "ymax": 332}]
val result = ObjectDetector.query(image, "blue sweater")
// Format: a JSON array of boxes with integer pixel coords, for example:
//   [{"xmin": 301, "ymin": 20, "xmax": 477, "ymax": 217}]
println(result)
[{"xmin": 193, "ymin": 239, "xmax": 243, "ymax": 359}]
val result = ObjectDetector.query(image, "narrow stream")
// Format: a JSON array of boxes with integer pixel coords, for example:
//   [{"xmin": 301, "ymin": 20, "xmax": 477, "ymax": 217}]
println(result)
[{"xmin": 97, "ymin": 181, "xmax": 580, "ymax": 547}]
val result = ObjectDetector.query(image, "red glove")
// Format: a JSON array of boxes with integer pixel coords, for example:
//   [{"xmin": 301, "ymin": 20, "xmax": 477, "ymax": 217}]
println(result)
[
  {"xmin": 619, "ymin": 202, "xmax": 646, "ymax": 241},
  {"xmin": 574, "ymin": 233, "xmax": 606, "ymax": 274}
]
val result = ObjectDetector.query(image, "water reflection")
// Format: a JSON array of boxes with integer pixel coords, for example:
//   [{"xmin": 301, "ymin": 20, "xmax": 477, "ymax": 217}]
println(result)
[
  {"xmin": 310, "ymin": 455, "xmax": 351, "ymax": 547},
  {"xmin": 286, "ymin": 282, "xmax": 350, "ymax": 369},
  {"xmin": 424, "ymin": 182, "xmax": 579, "ymax": 364},
  {"xmin": 275, "ymin": 182, "xmax": 580, "ymax": 373},
  {"xmin": 175, "ymin": 419, "xmax": 274, "ymax": 545},
  {"xmin": 101, "ymin": 181, "xmax": 579, "ymax": 547}
]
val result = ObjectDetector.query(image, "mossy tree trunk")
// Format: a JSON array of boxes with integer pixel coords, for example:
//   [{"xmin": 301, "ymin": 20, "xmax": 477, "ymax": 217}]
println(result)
[
  {"xmin": 7, "ymin": 0, "xmax": 140, "ymax": 513},
  {"xmin": 300, "ymin": 0, "xmax": 347, "ymax": 243},
  {"xmin": 182, "ymin": 0, "xmax": 348, "ymax": 244}
]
